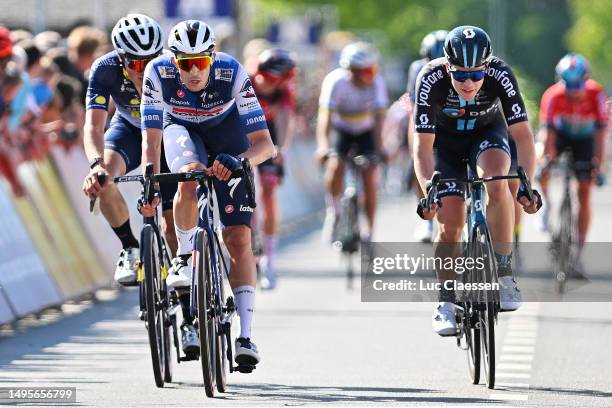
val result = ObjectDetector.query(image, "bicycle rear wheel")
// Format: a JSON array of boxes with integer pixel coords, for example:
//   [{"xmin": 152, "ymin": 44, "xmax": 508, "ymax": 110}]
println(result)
[
  {"xmin": 195, "ymin": 228, "xmax": 216, "ymax": 397},
  {"xmin": 141, "ymin": 224, "xmax": 166, "ymax": 388}
]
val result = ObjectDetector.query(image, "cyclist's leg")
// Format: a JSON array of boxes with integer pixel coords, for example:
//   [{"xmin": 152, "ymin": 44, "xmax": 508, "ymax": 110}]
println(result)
[
  {"xmin": 572, "ymin": 137, "xmax": 595, "ymax": 247},
  {"xmin": 507, "ymin": 137, "xmax": 521, "ymax": 244},
  {"xmin": 102, "ymin": 118, "xmax": 142, "ymax": 283},
  {"xmin": 357, "ymin": 130, "xmax": 379, "ymax": 240},
  {"xmin": 257, "ymin": 121, "xmax": 283, "ymax": 285},
  {"xmin": 164, "ymin": 124, "xmax": 207, "ymax": 292},
  {"xmin": 159, "ymin": 145, "xmax": 178, "ymax": 257},
  {"xmin": 322, "ymin": 129, "xmax": 347, "ymax": 242}
]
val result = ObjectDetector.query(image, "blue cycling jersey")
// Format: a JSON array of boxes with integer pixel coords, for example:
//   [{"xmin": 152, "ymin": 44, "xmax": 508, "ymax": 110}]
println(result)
[
  {"xmin": 85, "ymin": 51, "xmax": 142, "ymax": 127},
  {"xmin": 140, "ymin": 52, "xmax": 267, "ymax": 135}
]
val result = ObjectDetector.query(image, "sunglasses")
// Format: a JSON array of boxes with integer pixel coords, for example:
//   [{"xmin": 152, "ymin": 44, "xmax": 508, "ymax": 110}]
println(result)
[
  {"xmin": 352, "ymin": 66, "xmax": 377, "ymax": 77},
  {"xmin": 123, "ymin": 57, "xmax": 155, "ymax": 73},
  {"xmin": 450, "ymin": 69, "xmax": 486, "ymax": 82},
  {"xmin": 174, "ymin": 55, "xmax": 213, "ymax": 72}
]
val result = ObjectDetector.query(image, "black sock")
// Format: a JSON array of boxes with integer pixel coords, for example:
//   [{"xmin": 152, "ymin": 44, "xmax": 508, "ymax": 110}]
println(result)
[
  {"xmin": 179, "ymin": 293, "xmax": 193, "ymax": 324},
  {"xmin": 439, "ymin": 284, "xmax": 456, "ymax": 303},
  {"xmin": 112, "ymin": 219, "xmax": 139, "ymax": 250}
]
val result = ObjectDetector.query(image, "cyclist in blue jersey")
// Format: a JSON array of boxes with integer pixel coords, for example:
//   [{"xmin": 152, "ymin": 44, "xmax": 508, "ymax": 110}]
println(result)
[
  {"xmin": 82, "ymin": 14, "xmax": 178, "ymax": 286},
  {"xmin": 140, "ymin": 20, "xmax": 274, "ymax": 366}
]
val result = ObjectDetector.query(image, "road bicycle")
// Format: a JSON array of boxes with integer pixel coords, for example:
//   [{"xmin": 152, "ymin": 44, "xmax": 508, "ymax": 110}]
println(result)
[{"xmin": 421, "ymin": 163, "xmax": 535, "ymax": 389}]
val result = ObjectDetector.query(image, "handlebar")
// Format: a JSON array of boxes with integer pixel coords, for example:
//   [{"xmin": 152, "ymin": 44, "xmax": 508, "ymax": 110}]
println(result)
[{"xmin": 89, "ymin": 159, "xmax": 257, "ymax": 214}]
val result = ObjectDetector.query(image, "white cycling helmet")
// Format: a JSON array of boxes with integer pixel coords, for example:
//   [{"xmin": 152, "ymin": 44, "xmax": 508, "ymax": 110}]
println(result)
[
  {"xmin": 168, "ymin": 20, "xmax": 216, "ymax": 55},
  {"xmin": 111, "ymin": 14, "xmax": 163, "ymax": 58},
  {"xmin": 339, "ymin": 42, "xmax": 378, "ymax": 70}
]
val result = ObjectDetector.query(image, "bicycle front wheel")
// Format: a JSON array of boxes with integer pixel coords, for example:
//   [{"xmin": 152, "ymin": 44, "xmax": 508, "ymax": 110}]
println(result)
[
  {"xmin": 195, "ymin": 228, "xmax": 217, "ymax": 397},
  {"xmin": 474, "ymin": 224, "xmax": 497, "ymax": 389},
  {"xmin": 141, "ymin": 224, "xmax": 166, "ymax": 388}
]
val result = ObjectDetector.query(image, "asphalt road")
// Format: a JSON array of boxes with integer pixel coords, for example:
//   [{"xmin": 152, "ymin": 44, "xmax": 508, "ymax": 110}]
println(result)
[{"xmin": 1, "ymin": 173, "xmax": 611, "ymax": 407}]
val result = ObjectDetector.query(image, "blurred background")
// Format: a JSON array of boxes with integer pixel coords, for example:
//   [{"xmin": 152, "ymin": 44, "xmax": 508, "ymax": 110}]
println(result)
[{"xmin": 0, "ymin": 0, "xmax": 611, "ymax": 322}]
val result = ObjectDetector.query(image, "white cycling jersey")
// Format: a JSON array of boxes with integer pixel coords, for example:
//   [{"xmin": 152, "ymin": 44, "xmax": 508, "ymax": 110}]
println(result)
[{"xmin": 319, "ymin": 68, "xmax": 388, "ymax": 135}]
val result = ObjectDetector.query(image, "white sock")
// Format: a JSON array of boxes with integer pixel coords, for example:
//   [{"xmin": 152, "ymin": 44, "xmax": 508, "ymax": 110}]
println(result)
[
  {"xmin": 175, "ymin": 225, "xmax": 197, "ymax": 256},
  {"xmin": 233, "ymin": 285, "xmax": 255, "ymax": 339},
  {"xmin": 263, "ymin": 234, "xmax": 277, "ymax": 271}
]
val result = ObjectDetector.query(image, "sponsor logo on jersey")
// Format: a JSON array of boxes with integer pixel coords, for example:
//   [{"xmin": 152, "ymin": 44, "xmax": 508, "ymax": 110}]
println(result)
[
  {"xmin": 143, "ymin": 78, "xmax": 157, "ymax": 98},
  {"xmin": 169, "ymin": 97, "xmax": 190, "ymax": 106},
  {"xmin": 177, "ymin": 89, "xmax": 185, "ymax": 98},
  {"xmin": 417, "ymin": 69, "xmax": 444, "ymax": 107},
  {"xmin": 129, "ymin": 98, "xmax": 139, "ymax": 105},
  {"xmin": 239, "ymin": 205, "xmax": 253, "ymax": 213},
  {"xmin": 183, "ymin": 150, "xmax": 194, "ymax": 157},
  {"xmin": 239, "ymin": 100, "xmax": 260, "ymax": 111},
  {"xmin": 246, "ymin": 115, "xmax": 266, "ymax": 126},
  {"xmin": 172, "ymin": 106, "xmax": 225, "ymax": 117},
  {"xmin": 240, "ymin": 78, "xmax": 256, "ymax": 98},
  {"xmin": 215, "ymin": 68, "xmax": 233, "ymax": 81},
  {"xmin": 486, "ymin": 66, "xmax": 517, "ymax": 97},
  {"xmin": 225, "ymin": 204, "xmax": 234, "ymax": 214},
  {"xmin": 443, "ymin": 108, "xmax": 466, "ymax": 118},
  {"xmin": 158, "ymin": 66, "xmax": 176, "ymax": 78},
  {"xmin": 95, "ymin": 95, "xmax": 107, "ymax": 104},
  {"xmin": 143, "ymin": 113, "xmax": 161, "ymax": 121}
]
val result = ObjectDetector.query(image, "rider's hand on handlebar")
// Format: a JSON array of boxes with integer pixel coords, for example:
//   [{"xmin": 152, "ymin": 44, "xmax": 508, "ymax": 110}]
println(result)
[
  {"xmin": 212, "ymin": 153, "xmax": 241, "ymax": 181},
  {"xmin": 314, "ymin": 147, "xmax": 330, "ymax": 165},
  {"xmin": 82, "ymin": 167, "xmax": 107, "ymax": 199},
  {"xmin": 517, "ymin": 185, "xmax": 542, "ymax": 214},
  {"xmin": 138, "ymin": 190, "xmax": 160, "ymax": 217},
  {"xmin": 416, "ymin": 197, "xmax": 440, "ymax": 220}
]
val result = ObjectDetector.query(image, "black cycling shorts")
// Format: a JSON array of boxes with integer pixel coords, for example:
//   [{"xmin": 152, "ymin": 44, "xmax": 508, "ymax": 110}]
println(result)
[
  {"xmin": 555, "ymin": 134, "xmax": 594, "ymax": 181},
  {"xmin": 332, "ymin": 128, "xmax": 376, "ymax": 158},
  {"xmin": 433, "ymin": 117, "xmax": 513, "ymax": 198},
  {"xmin": 257, "ymin": 120, "xmax": 284, "ymax": 180}
]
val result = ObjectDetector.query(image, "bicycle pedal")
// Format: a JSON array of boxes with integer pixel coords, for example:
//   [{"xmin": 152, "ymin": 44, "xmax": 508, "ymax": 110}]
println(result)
[
  {"xmin": 180, "ymin": 352, "xmax": 199, "ymax": 362},
  {"xmin": 234, "ymin": 364, "xmax": 255, "ymax": 374},
  {"xmin": 138, "ymin": 310, "xmax": 146, "ymax": 321}
]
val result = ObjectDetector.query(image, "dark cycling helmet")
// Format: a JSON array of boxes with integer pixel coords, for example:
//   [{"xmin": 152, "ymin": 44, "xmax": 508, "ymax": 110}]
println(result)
[
  {"xmin": 444, "ymin": 25, "xmax": 492, "ymax": 68},
  {"xmin": 257, "ymin": 48, "xmax": 296, "ymax": 77},
  {"xmin": 555, "ymin": 53, "xmax": 589, "ymax": 88},
  {"xmin": 420, "ymin": 30, "xmax": 448, "ymax": 60}
]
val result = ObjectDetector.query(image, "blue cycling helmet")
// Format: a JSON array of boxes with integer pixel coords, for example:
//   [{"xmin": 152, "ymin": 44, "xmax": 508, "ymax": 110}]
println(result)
[
  {"xmin": 556, "ymin": 53, "xmax": 590, "ymax": 88},
  {"xmin": 420, "ymin": 30, "xmax": 448, "ymax": 60}
]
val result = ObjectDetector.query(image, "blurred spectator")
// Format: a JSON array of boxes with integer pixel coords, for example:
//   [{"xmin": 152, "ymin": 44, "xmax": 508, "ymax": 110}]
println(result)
[
  {"xmin": 34, "ymin": 31, "xmax": 62, "ymax": 54},
  {"xmin": 9, "ymin": 29, "xmax": 33, "ymax": 45}
]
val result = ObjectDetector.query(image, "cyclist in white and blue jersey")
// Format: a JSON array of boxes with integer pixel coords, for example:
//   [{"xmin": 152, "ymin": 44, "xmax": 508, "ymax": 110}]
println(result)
[
  {"xmin": 140, "ymin": 20, "xmax": 274, "ymax": 366},
  {"xmin": 82, "ymin": 15, "xmax": 178, "ymax": 286}
]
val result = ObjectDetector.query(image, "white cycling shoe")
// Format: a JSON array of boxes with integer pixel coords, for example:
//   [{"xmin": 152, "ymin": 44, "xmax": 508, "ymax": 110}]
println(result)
[
  {"xmin": 166, "ymin": 256, "xmax": 192, "ymax": 289},
  {"xmin": 432, "ymin": 302, "xmax": 459, "ymax": 337},
  {"xmin": 114, "ymin": 247, "xmax": 139, "ymax": 286},
  {"xmin": 235, "ymin": 337, "xmax": 261, "ymax": 366},
  {"xmin": 499, "ymin": 276, "xmax": 523, "ymax": 312},
  {"xmin": 414, "ymin": 219, "xmax": 433, "ymax": 243}
]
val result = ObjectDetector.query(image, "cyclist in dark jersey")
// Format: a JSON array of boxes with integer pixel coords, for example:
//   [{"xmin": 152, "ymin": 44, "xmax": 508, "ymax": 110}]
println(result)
[
  {"xmin": 82, "ymin": 14, "xmax": 178, "ymax": 286},
  {"xmin": 412, "ymin": 26, "xmax": 542, "ymax": 336},
  {"xmin": 250, "ymin": 48, "xmax": 297, "ymax": 289}
]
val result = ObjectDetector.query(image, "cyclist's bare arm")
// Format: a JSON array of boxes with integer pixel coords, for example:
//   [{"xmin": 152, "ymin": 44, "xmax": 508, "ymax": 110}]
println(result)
[
  {"xmin": 413, "ymin": 131, "xmax": 435, "ymax": 192},
  {"xmin": 83, "ymin": 108, "xmax": 108, "ymax": 165},
  {"xmin": 594, "ymin": 127, "xmax": 608, "ymax": 173},
  {"xmin": 373, "ymin": 109, "xmax": 386, "ymax": 158},
  {"xmin": 508, "ymin": 121, "xmax": 536, "ymax": 179},
  {"xmin": 82, "ymin": 109, "xmax": 109, "ymax": 197},
  {"xmin": 142, "ymin": 127, "xmax": 163, "ymax": 175},
  {"xmin": 274, "ymin": 107, "xmax": 294, "ymax": 153},
  {"xmin": 241, "ymin": 128, "xmax": 275, "ymax": 166},
  {"xmin": 316, "ymin": 107, "xmax": 332, "ymax": 159}
]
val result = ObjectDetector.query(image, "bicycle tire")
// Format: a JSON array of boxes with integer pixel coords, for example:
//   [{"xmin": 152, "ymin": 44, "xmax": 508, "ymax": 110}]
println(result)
[
  {"xmin": 142, "ymin": 224, "xmax": 166, "ymax": 388},
  {"xmin": 195, "ymin": 228, "xmax": 216, "ymax": 397},
  {"xmin": 463, "ymin": 242, "xmax": 480, "ymax": 384},
  {"xmin": 475, "ymin": 224, "xmax": 497, "ymax": 389},
  {"xmin": 160, "ymin": 243, "xmax": 173, "ymax": 384},
  {"xmin": 215, "ymin": 269, "xmax": 228, "ymax": 393},
  {"xmin": 555, "ymin": 195, "xmax": 573, "ymax": 293}
]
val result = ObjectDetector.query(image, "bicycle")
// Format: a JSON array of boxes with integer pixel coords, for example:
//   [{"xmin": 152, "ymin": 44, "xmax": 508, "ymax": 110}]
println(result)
[
  {"xmin": 332, "ymin": 152, "xmax": 379, "ymax": 289},
  {"xmin": 421, "ymin": 163, "xmax": 536, "ymax": 389},
  {"xmin": 90, "ymin": 168, "xmax": 178, "ymax": 388},
  {"xmin": 538, "ymin": 149, "xmax": 591, "ymax": 293},
  {"xmin": 137, "ymin": 159, "xmax": 257, "ymax": 397}
]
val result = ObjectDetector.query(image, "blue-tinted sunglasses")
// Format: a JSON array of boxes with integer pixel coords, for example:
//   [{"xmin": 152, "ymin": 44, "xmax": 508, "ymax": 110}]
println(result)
[{"xmin": 450, "ymin": 70, "xmax": 486, "ymax": 82}]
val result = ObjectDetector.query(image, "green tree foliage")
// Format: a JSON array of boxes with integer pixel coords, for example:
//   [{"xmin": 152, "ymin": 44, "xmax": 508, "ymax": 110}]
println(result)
[{"xmin": 567, "ymin": 0, "xmax": 612, "ymax": 86}]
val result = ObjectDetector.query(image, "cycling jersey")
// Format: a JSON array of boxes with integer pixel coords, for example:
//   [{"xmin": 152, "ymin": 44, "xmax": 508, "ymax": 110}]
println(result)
[
  {"xmin": 414, "ymin": 56, "xmax": 528, "ymax": 133},
  {"xmin": 319, "ymin": 68, "xmax": 388, "ymax": 135},
  {"xmin": 141, "ymin": 52, "xmax": 267, "ymax": 138},
  {"xmin": 86, "ymin": 51, "xmax": 143, "ymax": 127},
  {"xmin": 251, "ymin": 76, "xmax": 295, "ymax": 123},
  {"xmin": 539, "ymin": 79, "xmax": 608, "ymax": 139},
  {"xmin": 406, "ymin": 57, "xmax": 428, "ymax": 103}
]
